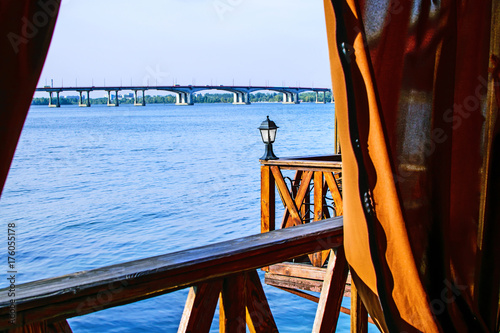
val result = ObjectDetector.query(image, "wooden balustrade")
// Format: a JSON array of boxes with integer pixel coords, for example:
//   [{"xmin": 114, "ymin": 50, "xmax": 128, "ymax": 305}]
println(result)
[
  {"xmin": 0, "ymin": 218, "xmax": 344, "ymax": 333},
  {"xmin": 260, "ymin": 155, "xmax": 371, "ymax": 332},
  {"xmin": 261, "ymin": 155, "xmax": 343, "ymax": 233},
  {"xmin": 260, "ymin": 155, "xmax": 343, "ymax": 277}
]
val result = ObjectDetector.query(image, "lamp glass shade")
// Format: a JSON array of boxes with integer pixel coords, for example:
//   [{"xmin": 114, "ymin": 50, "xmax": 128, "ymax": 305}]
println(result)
[
  {"xmin": 268, "ymin": 128, "xmax": 277, "ymax": 143},
  {"xmin": 259, "ymin": 128, "xmax": 278, "ymax": 144},
  {"xmin": 259, "ymin": 128, "xmax": 267, "ymax": 143},
  {"xmin": 258, "ymin": 116, "xmax": 279, "ymax": 144}
]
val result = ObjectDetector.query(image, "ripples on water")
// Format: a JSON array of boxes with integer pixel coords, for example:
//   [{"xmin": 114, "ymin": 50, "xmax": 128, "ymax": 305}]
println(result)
[{"xmin": 0, "ymin": 103, "xmax": 376, "ymax": 332}]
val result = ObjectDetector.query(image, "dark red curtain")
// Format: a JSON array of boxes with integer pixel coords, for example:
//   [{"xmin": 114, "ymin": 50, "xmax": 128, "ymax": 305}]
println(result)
[
  {"xmin": 0, "ymin": 1, "xmax": 60, "ymax": 197},
  {"xmin": 325, "ymin": 0, "xmax": 500, "ymax": 331}
]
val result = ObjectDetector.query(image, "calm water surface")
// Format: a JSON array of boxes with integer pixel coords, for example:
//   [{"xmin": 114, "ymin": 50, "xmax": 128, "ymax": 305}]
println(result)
[{"xmin": 1, "ymin": 103, "xmax": 377, "ymax": 332}]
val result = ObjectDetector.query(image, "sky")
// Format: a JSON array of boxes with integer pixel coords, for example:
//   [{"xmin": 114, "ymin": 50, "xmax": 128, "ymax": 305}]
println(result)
[{"xmin": 36, "ymin": 0, "xmax": 331, "ymax": 97}]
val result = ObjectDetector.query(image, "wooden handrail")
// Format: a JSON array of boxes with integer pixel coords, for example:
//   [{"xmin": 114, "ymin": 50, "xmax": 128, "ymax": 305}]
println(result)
[
  {"xmin": 0, "ymin": 217, "xmax": 343, "ymax": 329},
  {"xmin": 260, "ymin": 154, "xmax": 342, "ymax": 170}
]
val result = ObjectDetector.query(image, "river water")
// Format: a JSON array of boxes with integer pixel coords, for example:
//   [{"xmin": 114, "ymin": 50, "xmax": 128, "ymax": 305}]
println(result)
[{"xmin": 1, "ymin": 103, "xmax": 376, "ymax": 332}]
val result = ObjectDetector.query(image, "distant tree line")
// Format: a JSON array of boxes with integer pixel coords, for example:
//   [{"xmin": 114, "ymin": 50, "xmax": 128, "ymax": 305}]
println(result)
[
  {"xmin": 31, "ymin": 91, "xmax": 332, "ymax": 105},
  {"xmin": 300, "ymin": 91, "xmax": 332, "ymax": 103}
]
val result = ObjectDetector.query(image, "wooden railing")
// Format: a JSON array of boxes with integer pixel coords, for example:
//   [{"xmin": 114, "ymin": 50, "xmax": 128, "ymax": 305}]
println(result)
[
  {"xmin": 0, "ymin": 218, "xmax": 346, "ymax": 333},
  {"xmin": 260, "ymin": 155, "xmax": 371, "ymax": 331},
  {"xmin": 261, "ymin": 155, "xmax": 343, "ymax": 268},
  {"xmin": 261, "ymin": 154, "xmax": 343, "ymax": 231}
]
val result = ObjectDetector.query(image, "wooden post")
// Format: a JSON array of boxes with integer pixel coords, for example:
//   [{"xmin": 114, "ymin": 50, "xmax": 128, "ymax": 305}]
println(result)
[
  {"xmin": 261, "ymin": 165, "xmax": 275, "ymax": 272},
  {"xmin": 351, "ymin": 281, "xmax": 368, "ymax": 333},
  {"xmin": 312, "ymin": 247, "xmax": 349, "ymax": 333},
  {"xmin": 219, "ymin": 274, "xmax": 247, "ymax": 333},
  {"xmin": 245, "ymin": 271, "xmax": 278, "ymax": 333},
  {"xmin": 314, "ymin": 171, "xmax": 324, "ymax": 221},
  {"xmin": 261, "ymin": 165, "xmax": 275, "ymax": 233},
  {"xmin": 178, "ymin": 280, "xmax": 223, "ymax": 333},
  {"xmin": 302, "ymin": 172, "xmax": 311, "ymax": 223}
]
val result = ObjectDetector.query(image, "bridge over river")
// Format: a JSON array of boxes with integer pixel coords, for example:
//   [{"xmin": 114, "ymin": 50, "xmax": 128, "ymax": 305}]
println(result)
[{"xmin": 35, "ymin": 85, "xmax": 332, "ymax": 107}]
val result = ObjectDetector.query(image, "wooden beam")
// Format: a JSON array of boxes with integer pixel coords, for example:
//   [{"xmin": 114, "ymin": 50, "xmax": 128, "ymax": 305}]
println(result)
[
  {"xmin": 219, "ymin": 274, "xmax": 246, "ymax": 333},
  {"xmin": 280, "ymin": 171, "xmax": 313, "ymax": 229},
  {"xmin": 280, "ymin": 170, "xmax": 303, "ymax": 229},
  {"xmin": 2, "ymin": 320, "xmax": 73, "ymax": 333},
  {"xmin": 48, "ymin": 320, "xmax": 72, "ymax": 333},
  {"xmin": 312, "ymin": 248, "xmax": 349, "ymax": 333},
  {"xmin": 0, "ymin": 218, "xmax": 343, "ymax": 330},
  {"xmin": 269, "ymin": 166, "xmax": 342, "ymax": 173},
  {"xmin": 265, "ymin": 274, "xmax": 324, "ymax": 293},
  {"xmin": 314, "ymin": 172, "xmax": 324, "ymax": 221},
  {"xmin": 350, "ymin": 281, "xmax": 368, "ymax": 333},
  {"xmin": 261, "ymin": 166, "xmax": 275, "ymax": 233},
  {"xmin": 301, "ymin": 173, "xmax": 311, "ymax": 223},
  {"xmin": 261, "ymin": 154, "xmax": 341, "ymax": 162},
  {"xmin": 296, "ymin": 171, "xmax": 313, "ymax": 201},
  {"xmin": 309, "ymin": 171, "xmax": 330, "ymax": 267},
  {"xmin": 268, "ymin": 262, "xmax": 326, "ymax": 281},
  {"xmin": 324, "ymin": 172, "xmax": 343, "ymax": 216},
  {"xmin": 245, "ymin": 270, "xmax": 278, "ymax": 333},
  {"xmin": 178, "ymin": 280, "xmax": 222, "ymax": 333},
  {"xmin": 260, "ymin": 155, "xmax": 342, "ymax": 170},
  {"xmin": 291, "ymin": 170, "xmax": 303, "ymax": 197},
  {"xmin": 271, "ymin": 166, "xmax": 302, "ymax": 227}
]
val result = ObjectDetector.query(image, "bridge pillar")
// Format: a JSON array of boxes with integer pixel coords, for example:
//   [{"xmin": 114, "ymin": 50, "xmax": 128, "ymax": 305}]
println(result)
[
  {"xmin": 282, "ymin": 92, "xmax": 299, "ymax": 104},
  {"xmin": 48, "ymin": 91, "xmax": 60, "ymax": 108},
  {"xmin": 175, "ymin": 92, "xmax": 193, "ymax": 105},
  {"xmin": 233, "ymin": 91, "xmax": 250, "ymax": 104},
  {"xmin": 107, "ymin": 90, "xmax": 119, "ymax": 107},
  {"xmin": 134, "ymin": 90, "xmax": 146, "ymax": 106},
  {"xmin": 78, "ymin": 91, "xmax": 91, "ymax": 107},
  {"xmin": 315, "ymin": 91, "xmax": 326, "ymax": 104}
]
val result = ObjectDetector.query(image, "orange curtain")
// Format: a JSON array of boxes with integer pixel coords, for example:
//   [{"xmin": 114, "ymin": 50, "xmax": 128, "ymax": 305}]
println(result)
[
  {"xmin": 0, "ymin": 1, "xmax": 60, "ymax": 197},
  {"xmin": 324, "ymin": 0, "xmax": 500, "ymax": 331}
]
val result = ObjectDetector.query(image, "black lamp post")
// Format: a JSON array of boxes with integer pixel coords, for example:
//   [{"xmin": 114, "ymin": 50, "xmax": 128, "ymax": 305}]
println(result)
[{"xmin": 258, "ymin": 116, "xmax": 279, "ymax": 160}]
